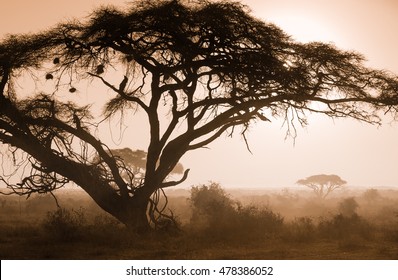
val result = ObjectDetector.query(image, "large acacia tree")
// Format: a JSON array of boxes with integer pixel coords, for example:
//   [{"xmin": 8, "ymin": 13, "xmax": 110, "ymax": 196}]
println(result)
[{"xmin": 1, "ymin": 0, "xmax": 398, "ymax": 231}]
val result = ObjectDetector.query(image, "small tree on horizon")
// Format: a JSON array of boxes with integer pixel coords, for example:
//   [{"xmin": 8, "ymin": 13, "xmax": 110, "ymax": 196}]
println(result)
[
  {"xmin": 296, "ymin": 174, "xmax": 347, "ymax": 199},
  {"xmin": 1, "ymin": 0, "xmax": 398, "ymax": 231}
]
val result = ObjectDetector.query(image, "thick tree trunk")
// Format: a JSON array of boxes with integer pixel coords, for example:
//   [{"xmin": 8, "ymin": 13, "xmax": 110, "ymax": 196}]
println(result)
[
  {"xmin": 54, "ymin": 161, "xmax": 154, "ymax": 232},
  {"xmin": 85, "ymin": 188, "xmax": 153, "ymax": 232},
  {"xmin": 118, "ymin": 195, "xmax": 151, "ymax": 232}
]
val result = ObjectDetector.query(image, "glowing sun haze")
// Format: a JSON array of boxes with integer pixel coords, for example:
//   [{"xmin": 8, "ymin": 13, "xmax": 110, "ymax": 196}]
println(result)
[{"xmin": 1, "ymin": 0, "xmax": 398, "ymax": 188}]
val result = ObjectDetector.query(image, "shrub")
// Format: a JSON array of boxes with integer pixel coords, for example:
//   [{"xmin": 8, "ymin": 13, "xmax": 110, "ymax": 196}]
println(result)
[
  {"xmin": 236, "ymin": 204, "xmax": 284, "ymax": 237},
  {"xmin": 188, "ymin": 183, "xmax": 284, "ymax": 241},
  {"xmin": 339, "ymin": 197, "xmax": 359, "ymax": 217},
  {"xmin": 189, "ymin": 182, "xmax": 238, "ymax": 231},
  {"xmin": 362, "ymin": 188, "xmax": 381, "ymax": 204},
  {"xmin": 318, "ymin": 213, "xmax": 373, "ymax": 241},
  {"xmin": 284, "ymin": 217, "xmax": 316, "ymax": 242},
  {"xmin": 42, "ymin": 207, "xmax": 86, "ymax": 241},
  {"xmin": 381, "ymin": 225, "xmax": 398, "ymax": 243}
]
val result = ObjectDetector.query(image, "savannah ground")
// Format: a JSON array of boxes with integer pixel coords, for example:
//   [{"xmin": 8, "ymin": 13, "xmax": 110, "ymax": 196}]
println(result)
[{"xmin": 0, "ymin": 185, "xmax": 398, "ymax": 259}]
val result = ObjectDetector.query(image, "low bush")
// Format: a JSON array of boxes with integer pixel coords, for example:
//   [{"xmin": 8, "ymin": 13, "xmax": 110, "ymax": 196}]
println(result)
[
  {"xmin": 188, "ymin": 183, "xmax": 283, "ymax": 242},
  {"xmin": 42, "ymin": 207, "xmax": 86, "ymax": 241},
  {"xmin": 318, "ymin": 213, "xmax": 373, "ymax": 241},
  {"xmin": 283, "ymin": 217, "xmax": 316, "ymax": 243},
  {"xmin": 236, "ymin": 205, "xmax": 284, "ymax": 238}
]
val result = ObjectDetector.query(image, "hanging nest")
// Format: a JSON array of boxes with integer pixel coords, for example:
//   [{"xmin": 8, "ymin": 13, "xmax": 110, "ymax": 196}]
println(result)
[{"xmin": 96, "ymin": 64, "xmax": 104, "ymax": 75}]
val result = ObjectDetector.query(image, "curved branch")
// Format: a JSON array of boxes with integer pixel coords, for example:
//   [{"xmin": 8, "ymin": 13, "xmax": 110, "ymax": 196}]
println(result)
[
  {"xmin": 20, "ymin": 112, "xmax": 130, "ymax": 198},
  {"xmin": 188, "ymin": 119, "xmax": 247, "ymax": 150},
  {"xmin": 160, "ymin": 168, "xmax": 190, "ymax": 188}
]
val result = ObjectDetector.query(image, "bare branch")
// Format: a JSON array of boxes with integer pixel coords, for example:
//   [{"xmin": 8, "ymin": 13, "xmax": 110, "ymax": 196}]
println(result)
[{"xmin": 161, "ymin": 168, "xmax": 190, "ymax": 188}]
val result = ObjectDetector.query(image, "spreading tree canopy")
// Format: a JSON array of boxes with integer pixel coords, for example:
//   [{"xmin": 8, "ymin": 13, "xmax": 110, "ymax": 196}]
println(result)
[
  {"xmin": 1, "ymin": 0, "xmax": 398, "ymax": 231},
  {"xmin": 296, "ymin": 174, "xmax": 347, "ymax": 199}
]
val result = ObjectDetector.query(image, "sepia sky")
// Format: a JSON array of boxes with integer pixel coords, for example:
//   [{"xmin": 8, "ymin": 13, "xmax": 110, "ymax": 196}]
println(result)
[{"xmin": 1, "ymin": 0, "xmax": 398, "ymax": 188}]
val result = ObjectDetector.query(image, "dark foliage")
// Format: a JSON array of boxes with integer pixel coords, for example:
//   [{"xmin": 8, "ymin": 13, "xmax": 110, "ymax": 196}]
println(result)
[
  {"xmin": 318, "ymin": 213, "xmax": 373, "ymax": 240},
  {"xmin": 42, "ymin": 208, "xmax": 86, "ymax": 241},
  {"xmin": 189, "ymin": 183, "xmax": 283, "ymax": 241}
]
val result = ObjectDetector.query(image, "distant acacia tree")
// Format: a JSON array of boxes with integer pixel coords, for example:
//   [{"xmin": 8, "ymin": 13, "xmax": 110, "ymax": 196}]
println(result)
[
  {"xmin": 296, "ymin": 174, "xmax": 347, "ymax": 199},
  {"xmin": 1, "ymin": 0, "xmax": 398, "ymax": 231},
  {"xmin": 111, "ymin": 148, "xmax": 184, "ymax": 174},
  {"xmin": 107, "ymin": 148, "xmax": 184, "ymax": 186}
]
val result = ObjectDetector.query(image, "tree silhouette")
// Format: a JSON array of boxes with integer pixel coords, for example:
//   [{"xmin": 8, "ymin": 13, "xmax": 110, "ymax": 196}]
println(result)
[
  {"xmin": 110, "ymin": 148, "xmax": 183, "ymax": 175},
  {"xmin": 108, "ymin": 147, "xmax": 184, "ymax": 186},
  {"xmin": 1, "ymin": 0, "xmax": 398, "ymax": 231},
  {"xmin": 296, "ymin": 174, "xmax": 347, "ymax": 199}
]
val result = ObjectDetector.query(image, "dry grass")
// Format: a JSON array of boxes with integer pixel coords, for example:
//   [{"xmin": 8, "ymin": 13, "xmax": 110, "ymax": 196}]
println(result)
[{"xmin": 1, "ymin": 186, "xmax": 398, "ymax": 259}]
